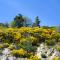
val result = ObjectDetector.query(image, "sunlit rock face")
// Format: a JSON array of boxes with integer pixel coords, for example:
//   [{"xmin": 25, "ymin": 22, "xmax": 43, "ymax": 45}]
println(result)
[
  {"xmin": 0, "ymin": 48, "xmax": 16, "ymax": 60},
  {"xmin": 2, "ymin": 48, "xmax": 10, "ymax": 55},
  {"xmin": 36, "ymin": 43, "xmax": 46, "ymax": 58},
  {"xmin": 0, "ymin": 44, "xmax": 59, "ymax": 60},
  {"xmin": 36, "ymin": 43, "xmax": 60, "ymax": 60}
]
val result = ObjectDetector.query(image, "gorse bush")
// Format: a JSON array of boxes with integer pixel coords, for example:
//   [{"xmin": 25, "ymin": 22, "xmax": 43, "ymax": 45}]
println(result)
[
  {"xmin": 3, "ymin": 43, "xmax": 9, "ymax": 48},
  {"xmin": 28, "ymin": 55, "xmax": 40, "ymax": 60},
  {"xmin": 53, "ymin": 56, "xmax": 59, "ymax": 60},
  {"xmin": 0, "ymin": 27, "xmax": 59, "ymax": 45},
  {"xmin": 0, "ymin": 44, "xmax": 4, "ymax": 49},
  {"xmin": 12, "ymin": 48, "xmax": 27, "ymax": 57},
  {"xmin": 8, "ymin": 44, "xmax": 15, "ymax": 50},
  {"xmin": 45, "ymin": 39, "xmax": 55, "ymax": 46},
  {"xmin": 0, "ymin": 27, "xmax": 60, "ymax": 59},
  {"xmin": 56, "ymin": 46, "xmax": 60, "ymax": 52}
]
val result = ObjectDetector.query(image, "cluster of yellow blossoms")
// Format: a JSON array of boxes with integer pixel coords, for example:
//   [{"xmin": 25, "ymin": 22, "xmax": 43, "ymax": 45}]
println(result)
[{"xmin": 0, "ymin": 27, "xmax": 59, "ymax": 44}]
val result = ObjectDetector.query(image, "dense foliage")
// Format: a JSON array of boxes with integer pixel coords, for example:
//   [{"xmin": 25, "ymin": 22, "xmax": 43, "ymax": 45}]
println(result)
[
  {"xmin": 0, "ymin": 27, "xmax": 59, "ymax": 45},
  {"xmin": 0, "ymin": 26, "xmax": 60, "ymax": 59}
]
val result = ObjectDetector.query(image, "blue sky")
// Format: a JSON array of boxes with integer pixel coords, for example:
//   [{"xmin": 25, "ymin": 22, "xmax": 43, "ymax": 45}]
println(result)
[{"xmin": 0, "ymin": 0, "xmax": 60, "ymax": 26}]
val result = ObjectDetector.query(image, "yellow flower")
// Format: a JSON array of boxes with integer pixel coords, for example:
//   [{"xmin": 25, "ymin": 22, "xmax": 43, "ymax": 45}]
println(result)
[
  {"xmin": 18, "ymin": 48, "xmax": 27, "ymax": 55},
  {"xmin": 19, "ymin": 27, "xmax": 32, "ymax": 33},
  {"xmin": 7, "ymin": 28, "xmax": 14, "ymax": 32},
  {"xmin": 8, "ymin": 44, "xmax": 15, "ymax": 50},
  {"xmin": 33, "ymin": 27, "xmax": 42, "ymax": 33},
  {"xmin": 30, "ymin": 36, "xmax": 37, "ymax": 42},
  {"xmin": 56, "ymin": 46, "xmax": 60, "ymax": 52},
  {"xmin": 14, "ymin": 32, "xmax": 21, "ymax": 40},
  {"xmin": 0, "ymin": 29, "xmax": 3, "ymax": 33},
  {"xmin": 28, "ymin": 55, "xmax": 40, "ymax": 60},
  {"xmin": 45, "ymin": 34, "xmax": 51, "ymax": 39},
  {"xmin": 0, "ymin": 44, "xmax": 4, "ymax": 49},
  {"xmin": 53, "ymin": 56, "xmax": 59, "ymax": 60},
  {"xmin": 12, "ymin": 48, "xmax": 27, "ymax": 56}
]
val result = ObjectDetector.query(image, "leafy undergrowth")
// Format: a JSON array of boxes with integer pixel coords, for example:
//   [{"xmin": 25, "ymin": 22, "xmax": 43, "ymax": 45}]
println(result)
[{"xmin": 0, "ymin": 27, "xmax": 60, "ymax": 60}]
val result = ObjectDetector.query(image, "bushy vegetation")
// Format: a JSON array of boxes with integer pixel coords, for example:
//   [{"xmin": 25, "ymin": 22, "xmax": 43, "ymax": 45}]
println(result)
[
  {"xmin": 0, "ymin": 26, "xmax": 60, "ymax": 58},
  {"xmin": 0, "ymin": 14, "xmax": 60, "ymax": 59},
  {"xmin": 28, "ymin": 55, "xmax": 40, "ymax": 60},
  {"xmin": 12, "ymin": 48, "xmax": 27, "ymax": 57},
  {"xmin": 0, "ymin": 27, "xmax": 58, "ymax": 45},
  {"xmin": 56, "ymin": 46, "xmax": 60, "ymax": 52},
  {"xmin": 53, "ymin": 56, "xmax": 59, "ymax": 60}
]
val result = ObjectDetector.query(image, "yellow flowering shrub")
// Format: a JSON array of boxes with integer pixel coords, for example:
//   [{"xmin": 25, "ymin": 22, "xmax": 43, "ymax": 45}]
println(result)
[
  {"xmin": 41, "ymin": 33, "xmax": 46, "ymax": 39},
  {"xmin": 0, "ymin": 29, "xmax": 5, "ymax": 42},
  {"xmin": 51, "ymin": 33, "xmax": 60, "ymax": 40},
  {"xmin": 13, "ymin": 32, "xmax": 21, "ymax": 41},
  {"xmin": 45, "ymin": 34, "xmax": 51, "ymax": 39},
  {"xmin": 43, "ymin": 29, "xmax": 49, "ymax": 34},
  {"xmin": 0, "ymin": 27, "xmax": 59, "ymax": 46},
  {"xmin": 43, "ymin": 29, "xmax": 53, "ymax": 34},
  {"xmin": 56, "ymin": 46, "xmax": 60, "ymax": 52},
  {"xmin": 21, "ymin": 36, "xmax": 37, "ymax": 44},
  {"xmin": 29, "ymin": 36, "xmax": 37, "ymax": 43},
  {"xmin": 0, "ymin": 44, "xmax": 4, "ymax": 49},
  {"xmin": 5, "ymin": 32, "xmax": 14, "ymax": 43},
  {"xmin": 8, "ymin": 44, "xmax": 15, "ymax": 50},
  {"xmin": 18, "ymin": 27, "xmax": 32, "ymax": 33},
  {"xmin": 18, "ymin": 48, "xmax": 27, "ymax": 55},
  {"xmin": 3, "ymin": 43, "xmax": 9, "ymax": 48},
  {"xmin": 45, "ymin": 39, "xmax": 55, "ymax": 46},
  {"xmin": 33, "ymin": 27, "xmax": 41, "ymax": 33},
  {"xmin": 12, "ymin": 48, "xmax": 27, "ymax": 57},
  {"xmin": 26, "ymin": 52, "xmax": 33, "ymax": 57},
  {"xmin": 51, "ymin": 33, "xmax": 60, "ymax": 44},
  {"xmin": 28, "ymin": 55, "xmax": 40, "ymax": 60},
  {"xmin": 53, "ymin": 56, "xmax": 59, "ymax": 60},
  {"xmin": 0, "ymin": 29, "xmax": 3, "ymax": 33},
  {"xmin": 7, "ymin": 28, "xmax": 14, "ymax": 32}
]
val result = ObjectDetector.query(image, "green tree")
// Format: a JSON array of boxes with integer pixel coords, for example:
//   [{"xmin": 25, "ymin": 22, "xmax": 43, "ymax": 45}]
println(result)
[
  {"xmin": 13, "ymin": 14, "xmax": 32, "ymax": 27},
  {"xmin": 23, "ymin": 16, "xmax": 32, "ymax": 27},
  {"xmin": 32, "ymin": 16, "xmax": 40, "ymax": 27},
  {"xmin": 35, "ymin": 16, "xmax": 40, "ymax": 27},
  {"xmin": 10, "ymin": 21, "xmax": 16, "ymax": 27},
  {"xmin": 14, "ymin": 14, "xmax": 24, "ymax": 27}
]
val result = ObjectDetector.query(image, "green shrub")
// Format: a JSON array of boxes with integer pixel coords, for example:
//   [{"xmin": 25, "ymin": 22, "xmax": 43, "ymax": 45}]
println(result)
[
  {"xmin": 0, "ymin": 44, "xmax": 4, "ymax": 49},
  {"xmin": 18, "ymin": 41, "xmax": 37, "ymax": 52},
  {"xmin": 12, "ymin": 48, "xmax": 27, "ymax": 58},
  {"xmin": 53, "ymin": 56, "xmax": 59, "ymax": 60},
  {"xmin": 3, "ymin": 43, "xmax": 9, "ymax": 48},
  {"xmin": 56, "ymin": 46, "xmax": 60, "ymax": 52},
  {"xmin": 28, "ymin": 55, "xmax": 40, "ymax": 60},
  {"xmin": 8, "ymin": 44, "xmax": 15, "ymax": 50},
  {"xmin": 45, "ymin": 39, "xmax": 55, "ymax": 46}
]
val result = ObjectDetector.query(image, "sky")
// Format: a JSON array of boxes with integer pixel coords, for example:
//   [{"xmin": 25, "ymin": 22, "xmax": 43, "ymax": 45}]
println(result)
[{"xmin": 0, "ymin": 0, "xmax": 60, "ymax": 26}]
